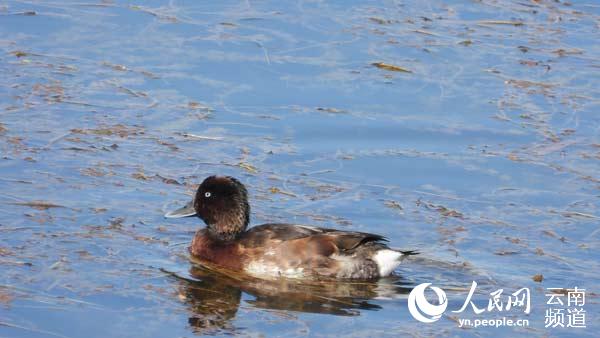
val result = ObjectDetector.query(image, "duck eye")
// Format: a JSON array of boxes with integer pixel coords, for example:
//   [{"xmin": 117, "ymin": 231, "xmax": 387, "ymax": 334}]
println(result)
[{"xmin": 204, "ymin": 192, "xmax": 211, "ymax": 198}]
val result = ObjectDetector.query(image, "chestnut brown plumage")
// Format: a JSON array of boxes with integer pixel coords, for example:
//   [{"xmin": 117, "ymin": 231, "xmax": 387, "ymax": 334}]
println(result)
[{"xmin": 167, "ymin": 175, "xmax": 416, "ymax": 280}]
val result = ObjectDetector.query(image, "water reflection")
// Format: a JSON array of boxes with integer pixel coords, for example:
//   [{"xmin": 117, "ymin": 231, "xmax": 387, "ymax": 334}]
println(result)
[{"xmin": 175, "ymin": 263, "xmax": 413, "ymax": 333}]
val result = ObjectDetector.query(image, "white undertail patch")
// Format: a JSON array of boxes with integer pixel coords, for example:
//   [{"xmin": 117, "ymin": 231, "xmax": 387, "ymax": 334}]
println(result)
[{"xmin": 372, "ymin": 249, "xmax": 404, "ymax": 277}]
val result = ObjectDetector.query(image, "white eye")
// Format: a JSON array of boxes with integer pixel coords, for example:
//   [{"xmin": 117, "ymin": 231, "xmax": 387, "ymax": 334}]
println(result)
[{"xmin": 204, "ymin": 192, "xmax": 211, "ymax": 198}]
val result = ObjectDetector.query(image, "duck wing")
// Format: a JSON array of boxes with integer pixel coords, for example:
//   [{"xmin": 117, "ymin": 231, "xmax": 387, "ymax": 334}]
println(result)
[{"xmin": 240, "ymin": 223, "xmax": 387, "ymax": 251}]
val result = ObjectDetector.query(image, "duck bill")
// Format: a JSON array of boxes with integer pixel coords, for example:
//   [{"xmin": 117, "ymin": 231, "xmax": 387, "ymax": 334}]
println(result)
[{"xmin": 164, "ymin": 200, "xmax": 197, "ymax": 218}]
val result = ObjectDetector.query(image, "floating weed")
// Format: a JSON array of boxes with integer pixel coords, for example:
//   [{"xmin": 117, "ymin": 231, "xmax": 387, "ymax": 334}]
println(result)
[
  {"xmin": 129, "ymin": 5, "xmax": 178, "ymax": 22},
  {"xmin": 102, "ymin": 61, "xmax": 128, "ymax": 72},
  {"xmin": 369, "ymin": 17, "xmax": 394, "ymax": 25},
  {"xmin": 11, "ymin": 201, "xmax": 64, "ymax": 210},
  {"xmin": 238, "ymin": 162, "xmax": 258, "ymax": 174},
  {"xmin": 412, "ymin": 29, "xmax": 439, "ymax": 36},
  {"xmin": 11, "ymin": 50, "xmax": 28, "ymax": 57},
  {"xmin": 505, "ymin": 79, "xmax": 555, "ymax": 90},
  {"xmin": 132, "ymin": 171, "xmax": 150, "ymax": 180},
  {"xmin": 383, "ymin": 200, "xmax": 404, "ymax": 212},
  {"xmin": 188, "ymin": 101, "xmax": 214, "ymax": 111},
  {"xmin": 115, "ymin": 85, "xmax": 147, "ymax": 98},
  {"xmin": 177, "ymin": 133, "xmax": 223, "ymax": 141},
  {"xmin": 316, "ymin": 107, "xmax": 347, "ymax": 114},
  {"xmin": 553, "ymin": 48, "xmax": 584, "ymax": 57},
  {"xmin": 80, "ymin": 167, "xmax": 109, "ymax": 177},
  {"xmin": 477, "ymin": 20, "xmax": 524, "ymax": 26},
  {"xmin": 371, "ymin": 62, "xmax": 412, "ymax": 73},
  {"xmin": 0, "ymin": 288, "xmax": 13, "ymax": 306},
  {"xmin": 268, "ymin": 187, "xmax": 297, "ymax": 197},
  {"xmin": 494, "ymin": 250, "xmax": 519, "ymax": 256},
  {"xmin": 71, "ymin": 124, "xmax": 144, "ymax": 138},
  {"xmin": 417, "ymin": 199, "xmax": 465, "ymax": 219},
  {"xmin": 156, "ymin": 174, "xmax": 182, "ymax": 185}
]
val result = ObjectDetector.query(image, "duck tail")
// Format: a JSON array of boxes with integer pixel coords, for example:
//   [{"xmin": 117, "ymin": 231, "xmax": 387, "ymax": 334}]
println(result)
[
  {"xmin": 399, "ymin": 249, "xmax": 419, "ymax": 256},
  {"xmin": 373, "ymin": 248, "xmax": 418, "ymax": 277}
]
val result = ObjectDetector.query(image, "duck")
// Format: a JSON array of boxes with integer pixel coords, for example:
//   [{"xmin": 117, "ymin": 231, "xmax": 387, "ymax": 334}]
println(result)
[{"xmin": 165, "ymin": 175, "xmax": 416, "ymax": 280}]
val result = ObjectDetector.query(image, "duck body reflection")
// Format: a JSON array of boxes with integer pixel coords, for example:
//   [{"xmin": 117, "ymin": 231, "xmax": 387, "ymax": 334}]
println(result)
[{"xmin": 174, "ymin": 258, "xmax": 413, "ymax": 333}]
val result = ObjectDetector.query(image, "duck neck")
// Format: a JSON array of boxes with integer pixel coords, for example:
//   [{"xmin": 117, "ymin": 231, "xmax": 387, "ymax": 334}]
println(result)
[
  {"xmin": 205, "ymin": 204, "xmax": 250, "ymax": 242},
  {"xmin": 206, "ymin": 222, "xmax": 245, "ymax": 241}
]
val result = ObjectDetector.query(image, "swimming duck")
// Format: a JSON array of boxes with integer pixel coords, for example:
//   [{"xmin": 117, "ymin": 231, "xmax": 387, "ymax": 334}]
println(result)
[{"xmin": 166, "ymin": 176, "xmax": 415, "ymax": 280}]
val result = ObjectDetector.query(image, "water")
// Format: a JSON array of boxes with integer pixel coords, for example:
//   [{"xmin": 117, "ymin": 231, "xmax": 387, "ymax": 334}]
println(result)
[{"xmin": 1, "ymin": 0, "xmax": 599, "ymax": 336}]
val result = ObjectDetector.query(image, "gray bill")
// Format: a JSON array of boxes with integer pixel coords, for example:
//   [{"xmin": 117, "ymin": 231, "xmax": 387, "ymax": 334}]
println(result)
[{"xmin": 164, "ymin": 199, "xmax": 197, "ymax": 218}]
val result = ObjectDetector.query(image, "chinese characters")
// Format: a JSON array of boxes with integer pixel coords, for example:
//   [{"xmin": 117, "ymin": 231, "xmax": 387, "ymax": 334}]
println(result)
[
  {"xmin": 545, "ymin": 287, "xmax": 586, "ymax": 328},
  {"xmin": 452, "ymin": 281, "xmax": 531, "ymax": 314}
]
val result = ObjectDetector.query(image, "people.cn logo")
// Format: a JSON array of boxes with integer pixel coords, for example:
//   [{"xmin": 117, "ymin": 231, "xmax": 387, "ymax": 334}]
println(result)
[{"xmin": 408, "ymin": 283, "xmax": 448, "ymax": 323}]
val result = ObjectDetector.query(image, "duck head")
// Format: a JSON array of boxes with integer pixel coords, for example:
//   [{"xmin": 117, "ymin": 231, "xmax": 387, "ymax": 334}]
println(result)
[{"xmin": 166, "ymin": 176, "xmax": 250, "ymax": 241}]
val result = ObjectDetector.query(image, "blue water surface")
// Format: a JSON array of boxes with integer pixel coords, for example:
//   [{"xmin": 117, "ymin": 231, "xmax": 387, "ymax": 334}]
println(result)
[{"xmin": 1, "ymin": 1, "xmax": 598, "ymax": 337}]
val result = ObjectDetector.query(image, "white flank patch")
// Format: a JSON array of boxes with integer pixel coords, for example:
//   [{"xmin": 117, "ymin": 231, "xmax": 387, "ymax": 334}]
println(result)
[
  {"xmin": 373, "ymin": 249, "xmax": 403, "ymax": 277},
  {"xmin": 245, "ymin": 260, "xmax": 305, "ymax": 278}
]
